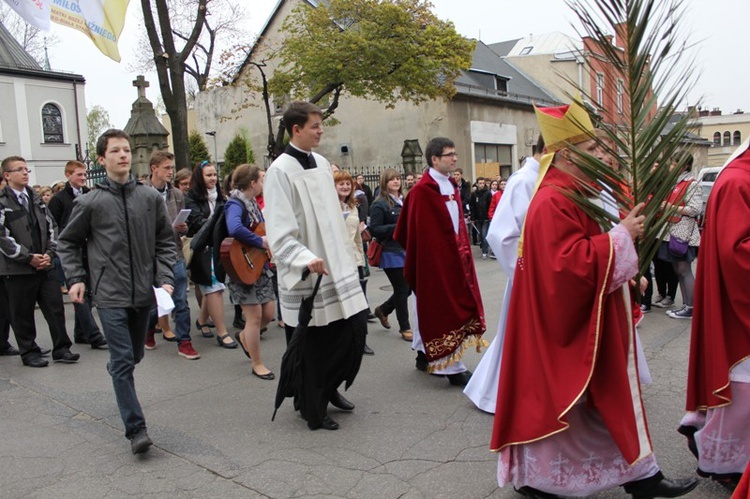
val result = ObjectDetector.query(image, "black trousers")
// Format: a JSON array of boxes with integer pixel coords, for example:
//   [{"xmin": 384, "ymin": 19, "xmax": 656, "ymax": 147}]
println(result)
[
  {"xmin": 654, "ymin": 256, "xmax": 678, "ymax": 300},
  {"xmin": 0, "ymin": 281, "xmax": 12, "ymax": 349},
  {"xmin": 285, "ymin": 310, "xmax": 367, "ymax": 428},
  {"xmin": 380, "ymin": 267, "xmax": 412, "ymax": 331},
  {"xmin": 2, "ymin": 270, "xmax": 72, "ymax": 361}
]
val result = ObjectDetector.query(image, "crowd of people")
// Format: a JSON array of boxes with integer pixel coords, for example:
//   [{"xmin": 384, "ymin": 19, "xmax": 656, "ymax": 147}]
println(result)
[{"xmin": 1, "ymin": 98, "xmax": 748, "ymax": 496}]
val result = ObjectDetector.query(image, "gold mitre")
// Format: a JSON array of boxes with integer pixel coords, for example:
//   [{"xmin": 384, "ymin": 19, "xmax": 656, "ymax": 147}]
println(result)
[{"xmin": 534, "ymin": 100, "xmax": 595, "ymax": 153}]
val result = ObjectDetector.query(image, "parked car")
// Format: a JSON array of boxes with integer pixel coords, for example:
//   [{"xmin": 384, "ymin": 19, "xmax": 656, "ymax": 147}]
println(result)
[{"xmin": 696, "ymin": 166, "xmax": 723, "ymax": 226}]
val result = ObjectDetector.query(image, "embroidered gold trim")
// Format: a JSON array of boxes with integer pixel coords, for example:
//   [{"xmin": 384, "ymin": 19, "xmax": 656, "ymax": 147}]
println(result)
[
  {"xmin": 425, "ymin": 318, "xmax": 487, "ymax": 373},
  {"xmin": 694, "ymin": 353, "xmax": 750, "ymax": 411}
]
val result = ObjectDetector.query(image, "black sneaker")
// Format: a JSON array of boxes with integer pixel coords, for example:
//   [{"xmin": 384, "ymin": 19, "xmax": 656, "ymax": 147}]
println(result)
[{"xmin": 130, "ymin": 428, "xmax": 153, "ymax": 454}]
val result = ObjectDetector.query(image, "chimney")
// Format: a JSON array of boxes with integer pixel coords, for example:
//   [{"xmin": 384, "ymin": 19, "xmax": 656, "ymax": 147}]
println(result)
[{"xmin": 710, "ymin": 108, "xmax": 722, "ymax": 116}]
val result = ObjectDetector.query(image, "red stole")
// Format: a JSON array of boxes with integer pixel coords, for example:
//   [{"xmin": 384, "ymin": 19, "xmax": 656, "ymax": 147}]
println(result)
[
  {"xmin": 491, "ymin": 167, "xmax": 652, "ymax": 464},
  {"xmin": 394, "ymin": 172, "xmax": 486, "ymax": 369},
  {"xmin": 686, "ymin": 148, "xmax": 750, "ymax": 410}
]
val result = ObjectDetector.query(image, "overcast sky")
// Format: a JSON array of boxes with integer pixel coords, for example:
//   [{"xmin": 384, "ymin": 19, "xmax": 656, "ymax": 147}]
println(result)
[{"xmin": 42, "ymin": 0, "xmax": 750, "ymax": 128}]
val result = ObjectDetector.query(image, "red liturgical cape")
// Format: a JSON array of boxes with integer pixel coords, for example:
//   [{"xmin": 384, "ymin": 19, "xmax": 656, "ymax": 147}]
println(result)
[
  {"xmin": 686, "ymin": 147, "xmax": 750, "ymax": 411},
  {"xmin": 490, "ymin": 167, "xmax": 652, "ymax": 465},
  {"xmin": 394, "ymin": 171, "xmax": 486, "ymax": 369}
]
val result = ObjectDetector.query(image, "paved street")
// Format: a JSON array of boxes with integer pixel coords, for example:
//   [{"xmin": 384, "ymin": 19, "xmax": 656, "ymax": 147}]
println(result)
[{"xmin": 0, "ymin": 248, "xmax": 732, "ymax": 498}]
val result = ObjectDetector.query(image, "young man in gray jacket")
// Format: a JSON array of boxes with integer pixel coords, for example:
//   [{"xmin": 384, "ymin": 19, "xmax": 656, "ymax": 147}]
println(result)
[{"xmin": 58, "ymin": 129, "xmax": 176, "ymax": 454}]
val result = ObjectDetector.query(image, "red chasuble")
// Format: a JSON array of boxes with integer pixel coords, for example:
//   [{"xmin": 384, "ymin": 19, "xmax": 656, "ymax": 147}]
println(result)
[
  {"xmin": 490, "ymin": 167, "xmax": 652, "ymax": 465},
  {"xmin": 394, "ymin": 171, "xmax": 486, "ymax": 369},
  {"xmin": 686, "ymin": 147, "xmax": 750, "ymax": 411}
]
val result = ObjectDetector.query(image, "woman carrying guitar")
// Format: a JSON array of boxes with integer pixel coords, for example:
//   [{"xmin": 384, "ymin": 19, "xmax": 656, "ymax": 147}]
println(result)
[{"xmin": 225, "ymin": 164, "xmax": 277, "ymax": 380}]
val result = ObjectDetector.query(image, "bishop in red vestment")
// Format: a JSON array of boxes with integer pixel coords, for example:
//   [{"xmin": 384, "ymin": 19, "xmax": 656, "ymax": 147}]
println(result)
[
  {"xmin": 490, "ymin": 102, "xmax": 698, "ymax": 498},
  {"xmin": 394, "ymin": 137, "xmax": 486, "ymax": 386},
  {"xmin": 679, "ymin": 140, "xmax": 750, "ymax": 488}
]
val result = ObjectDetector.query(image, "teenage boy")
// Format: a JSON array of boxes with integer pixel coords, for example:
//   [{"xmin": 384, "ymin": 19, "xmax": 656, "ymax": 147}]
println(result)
[
  {"xmin": 58, "ymin": 129, "xmax": 176, "ymax": 454},
  {"xmin": 48, "ymin": 160, "xmax": 107, "ymax": 349},
  {"xmin": 0, "ymin": 156, "xmax": 79, "ymax": 367}
]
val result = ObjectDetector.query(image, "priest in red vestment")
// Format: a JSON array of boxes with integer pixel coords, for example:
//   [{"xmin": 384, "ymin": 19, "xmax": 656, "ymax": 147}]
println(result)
[
  {"xmin": 490, "ymin": 101, "xmax": 698, "ymax": 498},
  {"xmin": 393, "ymin": 137, "xmax": 486, "ymax": 386},
  {"xmin": 679, "ymin": 139, "xmax": 750, "ymax": 491}
]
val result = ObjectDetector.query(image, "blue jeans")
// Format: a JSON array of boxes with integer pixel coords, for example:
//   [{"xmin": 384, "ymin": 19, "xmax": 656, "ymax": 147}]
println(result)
[
  {"xmin": 478, "ymin": 220, "xmax": 490, "ymax": 254},
  {"xmin": 149, "ymin": 260, "xmax": 190, "ymax": 342},
  {"xmin": 98, "ymin": 306, "xmax": 151, "ymax": 438}
]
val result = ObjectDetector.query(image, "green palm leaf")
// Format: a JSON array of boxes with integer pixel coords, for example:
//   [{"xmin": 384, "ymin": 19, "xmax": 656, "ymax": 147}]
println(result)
[{"xmin": 559, "ymin": 0, "xmax": 699, "ymax": 277}]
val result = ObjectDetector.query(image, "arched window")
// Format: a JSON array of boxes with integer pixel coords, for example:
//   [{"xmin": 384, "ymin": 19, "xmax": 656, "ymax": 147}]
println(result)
[
  {"xmin": 723, "ymin": 131, "xmax": 731, "ymax": 146},
  {"xmin": 734, "ymin": 131, "xmax": 742, "ymax": 145},
  {"xmin": 713, "ymin": 132, "xmax": 721, "ymax": 145},
  {"xmin": 42, "ymin": 103, "xmax": 64, "ymax": 143}
]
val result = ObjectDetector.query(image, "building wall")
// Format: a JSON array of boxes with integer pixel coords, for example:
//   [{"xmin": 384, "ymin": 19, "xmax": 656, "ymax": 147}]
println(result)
[
  {"xmin": 693, "ymin": 113, "xmax": 750, "ymax": 167},
  {"xmin": 505, "ymin": 55, "xmax": 585, "ymax": 103},
  {"xmin": 0, "ymin": 73, "xmax": 86, "ymax": 186},
  {"xmin": 193, "ymin": 0, "xmax": 539, "ymax": 182}
]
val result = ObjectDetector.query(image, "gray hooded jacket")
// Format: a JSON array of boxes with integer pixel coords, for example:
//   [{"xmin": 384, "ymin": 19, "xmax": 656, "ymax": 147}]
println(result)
[{"xmin": 57, "ymin": 176, "xmax": 176, "ymax": 308}]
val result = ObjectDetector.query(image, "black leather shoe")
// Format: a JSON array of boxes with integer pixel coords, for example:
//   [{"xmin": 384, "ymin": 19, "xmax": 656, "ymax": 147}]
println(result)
[
  {"xmin": 74, "ymin": 338, "xmax": 90, "ymax": 345},
  {"xmin": 53, "ymin": 351, "xmax": 81, "ymax": 363},
  {"xmin": 515, "ymin": 486, "xmax": 563, "ymax": 498},
  {"xmin": 330, "ymin": 390, "xmax": 355, "ymax": 411},
  {"xmin": 630, "ymin": 477, "xmax": 699, "ymax": 499},
  {"xmin": 0, "ymin": 345, "xmax": 20, "ymax": 356},
  {"xmin": 447, "ymin": 370, "xmax": 473, "ymax": 387},
  {"xmin": 308, "ymin": 415, "xmax": 340, "ymax": 431},
  {"xmin": 39, "ymin": 347, "xmax": 51, "ymax": 356},
  {"xmin": 415, "ymin": 351, "xmax": 428, "ymax": 371},
  {"xmin": 130, "ymin": 429, "xmax": 153, "ymax": 454},
  {"xmin": 363, "ymin": 343, "xmax": 374, "ymax": 355},
  {"xmin": 90, "ymin": 339, "xmax": 109, "ymax": 350},
  {"xmin": 366, "ymin": 312, "xmax": 377, "ymax": 322},
  {"xmin": 23, "ymin": 357, "xmax": 49, "ymax": 368}
]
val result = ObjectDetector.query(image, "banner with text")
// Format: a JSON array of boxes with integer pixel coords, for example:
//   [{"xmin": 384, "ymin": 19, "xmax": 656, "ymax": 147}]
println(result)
[
  {"xmin": 2, "ymin": 0, "xmax": 130, "ymax": 62},
  {"xmin": 3, "ymin": 0, "xmax": 52, "ymax": 31},
  {"xmin": 50, "ymin": 0, "xmax": 130, "ymax": 62}
]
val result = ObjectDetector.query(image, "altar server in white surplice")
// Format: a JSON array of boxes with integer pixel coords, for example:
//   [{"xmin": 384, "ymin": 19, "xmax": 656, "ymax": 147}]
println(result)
[{"xmin": 463, "ymin": 137, "xmax": 542, "ymax": 413}]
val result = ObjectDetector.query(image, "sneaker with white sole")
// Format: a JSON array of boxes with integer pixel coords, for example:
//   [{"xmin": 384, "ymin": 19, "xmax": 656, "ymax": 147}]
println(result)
[
  {"xmin": 653, "ymin": 297, "xmax": 675, "ymax": 308},
  {"xmin": 178, "ymin": 340, "xmax": 201, "ymax": 360},
  {"xmin": 667, "ymin": 306, "xmax": 693, "ymax": 319},
  {"xmin": 145, "ymin": 330, "xmax": 156, "ymax": 350}
]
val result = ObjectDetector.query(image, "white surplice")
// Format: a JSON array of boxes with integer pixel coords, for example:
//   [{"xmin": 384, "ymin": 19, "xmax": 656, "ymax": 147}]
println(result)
[{"xmin": 463, "ymin": 156, "xmax": 539, "ymax": 413}]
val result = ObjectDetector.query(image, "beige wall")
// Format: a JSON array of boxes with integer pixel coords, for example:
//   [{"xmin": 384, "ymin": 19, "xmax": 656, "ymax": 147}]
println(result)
[
  {"xmin": 193, "ymin": 0, "xmax": 539, "ymax": 181},
  {"xmin": 693, "ymin": 113, "xmax": 750, "ymax": 167},
  {"xmin": 506, "ymin": 55, "xmax": 586, "ymax": 103}
]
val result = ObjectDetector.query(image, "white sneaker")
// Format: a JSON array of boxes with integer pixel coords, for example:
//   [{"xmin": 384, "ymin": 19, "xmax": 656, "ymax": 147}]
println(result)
[
  {"xmin": 653, "ymin": 297, "xmax": 674, "ymax": 308},
  {"xmin": 481, "ymin": 254, "xmax": 488, "ymax": 260}
]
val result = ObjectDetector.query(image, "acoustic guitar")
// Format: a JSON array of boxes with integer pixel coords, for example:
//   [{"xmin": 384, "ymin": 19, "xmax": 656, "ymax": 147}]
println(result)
[{"xmin": 219, "ymin": 222, "xmax": 270, "ymax": 285}]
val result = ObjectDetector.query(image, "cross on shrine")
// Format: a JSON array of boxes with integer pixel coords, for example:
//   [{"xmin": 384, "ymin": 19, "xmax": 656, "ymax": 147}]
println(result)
[{"xmin": 133, "ymin": 75, "xmax": 149, "ymax": 99}]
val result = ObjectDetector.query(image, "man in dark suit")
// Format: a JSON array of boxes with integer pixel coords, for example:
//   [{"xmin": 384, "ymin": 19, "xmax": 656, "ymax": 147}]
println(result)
[
  {"xmin": 0, "ymin": 156, "xmax": 79, "ymax": 367},
  {"xmin": 48, "ymin": 161, "xmax": 107, "ymax": 349}
]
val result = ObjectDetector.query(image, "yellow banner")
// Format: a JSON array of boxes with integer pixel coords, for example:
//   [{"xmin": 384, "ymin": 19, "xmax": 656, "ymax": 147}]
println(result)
[{"xmin": 49, "ymin": 0, "xmax": 130, "ymax": 62}]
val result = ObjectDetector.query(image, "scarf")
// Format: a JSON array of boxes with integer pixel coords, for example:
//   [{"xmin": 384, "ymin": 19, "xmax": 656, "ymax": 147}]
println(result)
[
  {"xmin": 207, "ymin": 187, "xmax": 218, "ymax": 215},
  {"xmin": 230, "ymin": 189, "xmax": 263, "ymax": 225}
]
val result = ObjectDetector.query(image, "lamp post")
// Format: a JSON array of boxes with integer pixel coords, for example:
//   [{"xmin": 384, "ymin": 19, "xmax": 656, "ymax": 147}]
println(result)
[{"xmin": 205, "ymin": 131, "xmax": 218, "ymax": 166}]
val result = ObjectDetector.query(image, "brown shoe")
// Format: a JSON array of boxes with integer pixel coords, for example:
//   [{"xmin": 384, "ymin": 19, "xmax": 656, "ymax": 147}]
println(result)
[
  {"xmin": 400, "ymin": 329, "xmax": 413, "ymax": 342},
  {"xmin": 374, "ymin": 306, "xmax": 391, "ymax": 329}
]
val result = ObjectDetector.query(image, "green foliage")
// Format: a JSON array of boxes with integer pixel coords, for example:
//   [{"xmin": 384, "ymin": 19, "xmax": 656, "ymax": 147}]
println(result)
[
  {"xmin": 561, "ymin": 0, "xmax": 698, "ymax": 277},
  {"xmin": 188, "ymin": 130, "xmax": 211, "ymax": 168},
  {"xmin": 86, "ymin": 105, "xmax": 112, "ymax": 156},
  {"xmin": 222, "ymin": 133, "xmax": 256, "ymax": 178},
  {"xmin": 268, "ymin": 0, "xmax": 475, "ymax": 108}
]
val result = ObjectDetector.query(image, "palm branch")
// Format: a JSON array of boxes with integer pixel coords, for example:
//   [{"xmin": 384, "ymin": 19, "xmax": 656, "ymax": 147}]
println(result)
[{"xmin": 559, "ymin": 0, "xmax": 700, "ymax": 277}]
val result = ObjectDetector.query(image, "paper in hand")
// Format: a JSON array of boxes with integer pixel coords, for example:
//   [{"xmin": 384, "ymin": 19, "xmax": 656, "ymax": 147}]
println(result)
[
  {"xmin": 153, "ymin": 286, "xmax": 175, "ymax": 317},
  {"xmin": 173, "ymin": 209, "xmax": 191, "ymax": 226}
]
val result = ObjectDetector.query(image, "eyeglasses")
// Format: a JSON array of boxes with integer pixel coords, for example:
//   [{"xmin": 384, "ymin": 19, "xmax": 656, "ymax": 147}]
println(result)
[
  {"xmin": 7, "ymin": 167, "xmax": 31, "ymax": 173},
  {"xmin": 439, "ymin": 152, "xmax": 458, "ymax": 158}
]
